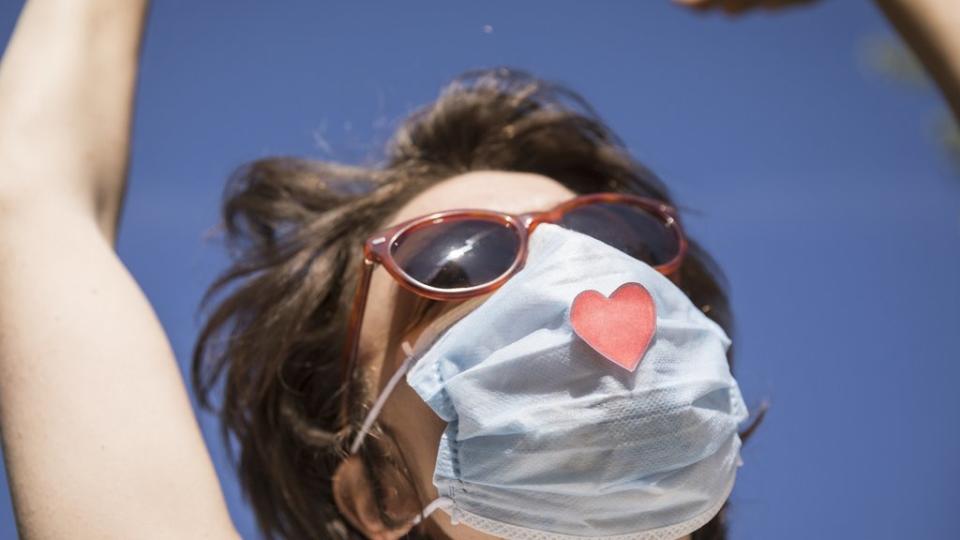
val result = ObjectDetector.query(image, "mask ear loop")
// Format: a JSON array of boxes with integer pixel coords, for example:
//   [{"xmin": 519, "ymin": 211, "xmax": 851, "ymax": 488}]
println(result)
[
  {"xmin": 347, "ymin": 340, "xmax": 456, "ymax": 526},
  {"xmin": 349, "ymin": 295, "xmax": 495, "ymax": 524},
  {"xmin": 350, "ymin": 292, "xmax": 492, "ymax": 455},
  {"xmin": 348, "ymin": 341, "xmax": 417, "ymax": 454},
  {"xmin": 411, "ymin": 497, "xmax": 455, "ymax": 525}
]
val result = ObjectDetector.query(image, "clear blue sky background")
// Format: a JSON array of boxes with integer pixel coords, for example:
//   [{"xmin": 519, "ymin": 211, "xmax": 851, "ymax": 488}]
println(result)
[{"xmin": 1, "ymin": 1, "xmax": 958, "ymax": 539}]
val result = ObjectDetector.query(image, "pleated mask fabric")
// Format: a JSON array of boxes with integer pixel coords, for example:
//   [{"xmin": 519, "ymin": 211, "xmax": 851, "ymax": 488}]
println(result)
[{"xmin": 370, "ymin": 222, "xmax": 750, "ymax": 539}]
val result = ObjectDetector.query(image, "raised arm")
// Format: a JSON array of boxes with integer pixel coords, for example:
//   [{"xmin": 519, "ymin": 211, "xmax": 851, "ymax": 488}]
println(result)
[
  {"xmin": 674, "ymin": 0, "xmax": 960, "ymax": 124},
  {"xmin": 0, "ymin": 1, "xmax": 238, "ymax": 538},
  {"xmin": 875, "ymin": 0, "xmax": 960, "ymax": 123}
]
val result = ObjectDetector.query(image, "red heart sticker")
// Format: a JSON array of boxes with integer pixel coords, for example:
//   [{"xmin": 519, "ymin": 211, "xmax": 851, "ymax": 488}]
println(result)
[{"xmin": 570, "ymin": 282, "xmax": 656, "ymax": 372}]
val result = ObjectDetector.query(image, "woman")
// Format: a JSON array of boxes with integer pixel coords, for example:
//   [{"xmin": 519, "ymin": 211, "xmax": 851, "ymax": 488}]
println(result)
[
  {"xmin": 191, "ymin": 67, "xmax": 759, "ymax": 540},
  {"xmin": 0, "ymin": 1, "xmax": 956, "ymax": 539}
]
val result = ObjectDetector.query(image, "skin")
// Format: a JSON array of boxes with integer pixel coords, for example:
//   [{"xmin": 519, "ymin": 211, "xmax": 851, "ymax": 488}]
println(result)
[
  {"xmin": 0, "ymin": 1, "xmax": 239, "ymax": 539},
  {"xmin": 0, "ymin": 0, "xmax": 957, "ymax": 538}
]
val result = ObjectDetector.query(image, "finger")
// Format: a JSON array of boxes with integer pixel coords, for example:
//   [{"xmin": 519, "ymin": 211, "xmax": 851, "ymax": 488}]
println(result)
[
  {"xmin": 720, "ymin": 0, "xmax": 765, "ymax": 14},
  {"xmin": 672, "ymin": 0, "xmax": 722, "ymax": 11},
  {"xmin": 680, "ymin": 0, "xmax": 821, "ymax": 14},
  {"xmin": 756, "ymin": 0, "xmax": 817, "ymax": 8}
]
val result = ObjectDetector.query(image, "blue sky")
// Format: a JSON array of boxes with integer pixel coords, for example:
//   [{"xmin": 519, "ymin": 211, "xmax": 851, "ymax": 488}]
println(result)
[{"xmin": 1, "ymin": 1, "xmax": 958, "ymax": 539}]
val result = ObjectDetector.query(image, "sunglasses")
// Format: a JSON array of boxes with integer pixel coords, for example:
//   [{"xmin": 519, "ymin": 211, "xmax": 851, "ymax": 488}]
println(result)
[{"xmin": 337, "ymin": 192, "xmax": 688, "ymax": 429}]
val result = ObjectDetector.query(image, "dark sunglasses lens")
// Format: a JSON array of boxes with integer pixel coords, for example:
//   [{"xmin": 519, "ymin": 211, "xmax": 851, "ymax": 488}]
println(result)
[
  {"xmin": 390, "ymin": 218, "xmax": 521, "ymax": 290},
  {"xmin": 558, "ymin": 202, "xmax": 679, "ymax": 266}
]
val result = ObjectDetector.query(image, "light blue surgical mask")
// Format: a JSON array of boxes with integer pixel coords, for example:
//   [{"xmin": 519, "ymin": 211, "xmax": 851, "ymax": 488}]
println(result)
[{"xmin": 350, "ymin": 223, "xmax": 750, "ymax": 539}]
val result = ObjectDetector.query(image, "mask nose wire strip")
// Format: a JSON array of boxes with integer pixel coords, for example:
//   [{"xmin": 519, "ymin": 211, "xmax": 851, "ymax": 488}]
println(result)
[{"xmin": 349, "ymin": 341, "xmax": 417, "ymax": 455}]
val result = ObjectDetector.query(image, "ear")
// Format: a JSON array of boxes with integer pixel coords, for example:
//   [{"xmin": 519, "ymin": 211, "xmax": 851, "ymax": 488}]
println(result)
[{"xmin": 332, "ymin": 454, "xmax": 415, "ymax": 540}]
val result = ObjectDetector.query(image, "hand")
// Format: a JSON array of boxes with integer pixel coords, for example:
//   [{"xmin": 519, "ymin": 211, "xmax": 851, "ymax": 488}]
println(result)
[{"xmin": 673, "ymin": 0, "xmax": 820, "ymax": 15}]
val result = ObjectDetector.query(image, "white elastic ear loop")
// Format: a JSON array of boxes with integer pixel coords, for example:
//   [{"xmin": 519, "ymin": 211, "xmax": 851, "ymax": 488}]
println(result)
[
  {"xmin": 348, "ymin": 341, "xmax": 417, "ymax": 454},
  {"xmin": 348, "ymin": 294, "xmax": 490, "ymax": 455},
  {"xmin": 411, "ymin": 496, "xmax": 454, "ymax": 526},
  {"xmin": 347, "ymin": 341, "xmax": 455, "ymax": 527}
]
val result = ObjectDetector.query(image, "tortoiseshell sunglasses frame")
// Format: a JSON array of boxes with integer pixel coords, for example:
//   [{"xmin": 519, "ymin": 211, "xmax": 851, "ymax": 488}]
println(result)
[{"xmin": 337, "ymin": 192, "xmax": 688, "ymax": 428}]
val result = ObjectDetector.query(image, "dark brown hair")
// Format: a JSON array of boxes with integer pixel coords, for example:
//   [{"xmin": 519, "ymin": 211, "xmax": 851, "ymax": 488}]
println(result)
[{"xmin": 192, "ymin": 67, "xmax": 766, "ymax": 540}]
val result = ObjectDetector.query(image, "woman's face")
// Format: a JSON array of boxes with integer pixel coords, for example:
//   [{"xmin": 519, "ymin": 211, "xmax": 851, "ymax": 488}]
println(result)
[{"xmin": 334, "ymin": 170, "xmax": 692, "ymax": 540}]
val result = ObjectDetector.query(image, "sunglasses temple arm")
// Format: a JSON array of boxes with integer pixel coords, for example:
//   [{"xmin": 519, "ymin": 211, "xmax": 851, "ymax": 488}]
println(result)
[{"xmin": 338, "ymin": 256, "xmax": 376, "ymax": 425}]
